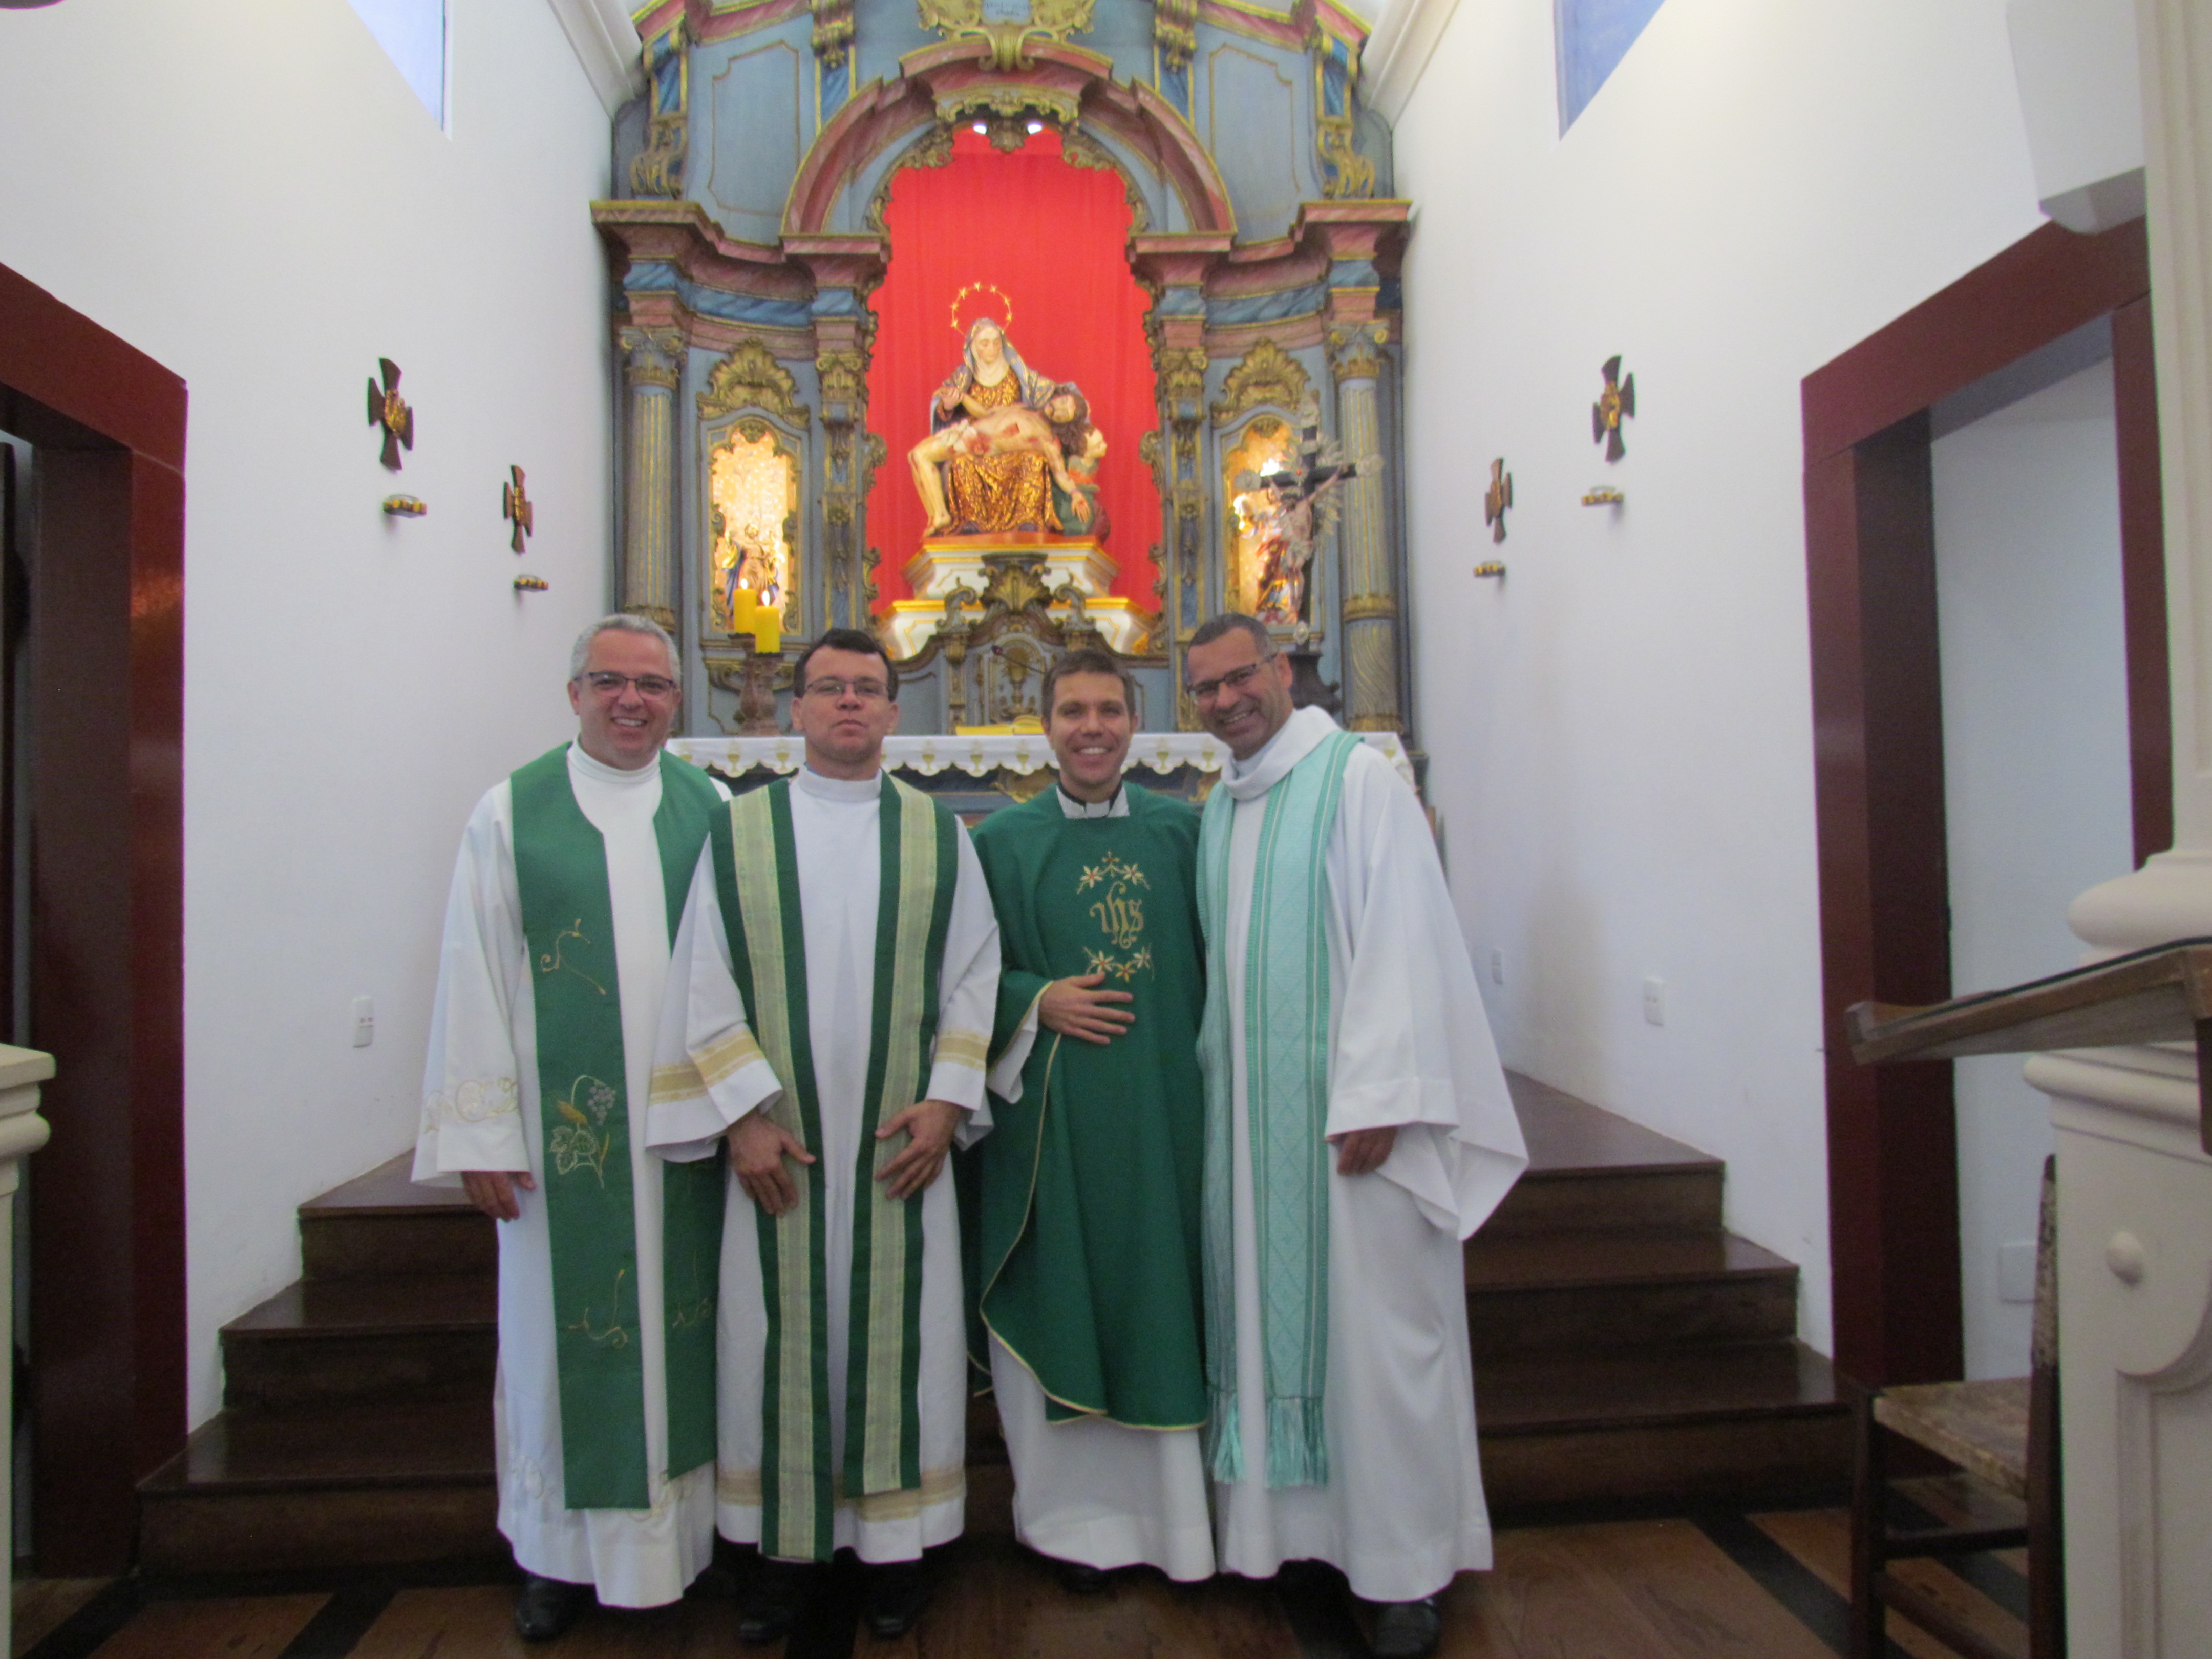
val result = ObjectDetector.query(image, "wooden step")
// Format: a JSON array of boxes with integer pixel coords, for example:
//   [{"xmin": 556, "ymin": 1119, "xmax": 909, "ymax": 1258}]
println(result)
[
  {"xmin": 1476, "ymin": 1341, "xmax": 1849, "ymax": 1512},
  {"xmin": 137, "ymin": 1399, "xmax": 498, "ymax": 1574},
  {"xmin": 299, "ymin": 1153, "xmax": 493, "ymax": 1280},
  {"xmin": 1465, "ymin": 1227, "xmax": 1800, "ymax": 1354},
  {"xmin": 1488, "ymin": 1073, "xmax": 1725, "ymax": 1236},
  {"xmin": 220, "ymin": 1273, "xmax": 496, "ymax": 1410}
]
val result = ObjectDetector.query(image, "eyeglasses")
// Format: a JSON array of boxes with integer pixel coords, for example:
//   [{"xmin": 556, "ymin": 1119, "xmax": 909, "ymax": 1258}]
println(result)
[
  {"xmin": 580, "ymin": 671, "xmax": 679, "ymax": 700},
  {"xmin": 1185, "ymin": 657, "xmax": 1277, "ymax": 704},
  {"xmin": 803, "ymin": 677, "xmax": 890, "ymax": 701}
]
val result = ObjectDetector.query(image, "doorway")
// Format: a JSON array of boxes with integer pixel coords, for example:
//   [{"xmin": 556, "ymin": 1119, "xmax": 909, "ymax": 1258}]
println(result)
[
  {"xmin": 0, "ymin": 261, "xmax": 187, "ymax": 1571},
  {"xmin": 1802, "ymin": 219, "xmax": 2164, "ymax": 1388}
]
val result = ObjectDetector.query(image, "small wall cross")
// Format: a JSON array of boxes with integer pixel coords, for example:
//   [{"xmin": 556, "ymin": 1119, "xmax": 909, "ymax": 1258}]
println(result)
[
  {"xmin": 1483, "ymin": 458, "xmax": 1513, "ymax": 543},
  {"xmin": 502, "ymin": 466, "xmax": 535, "ymax": 552}
]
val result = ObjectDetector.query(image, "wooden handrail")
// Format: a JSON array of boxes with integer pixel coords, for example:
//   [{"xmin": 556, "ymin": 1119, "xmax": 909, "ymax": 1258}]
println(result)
[{"xmin": 1845, "ymin": 936, "xmax": 2212, "ymax": 1151}]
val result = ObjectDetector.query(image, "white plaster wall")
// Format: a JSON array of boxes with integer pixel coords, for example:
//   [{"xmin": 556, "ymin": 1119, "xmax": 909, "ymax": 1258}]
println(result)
[
  {"xmin": 0, "ymin": 0, "xmax": 619, "ymax": 1422},
  {"xmin": 1392, "ymin": 0, "xmax": 2052, "ymax": 1351},
  {"xmin": 1932, "ymin": 361, "xmax": 2131, "ymax": 1379}
]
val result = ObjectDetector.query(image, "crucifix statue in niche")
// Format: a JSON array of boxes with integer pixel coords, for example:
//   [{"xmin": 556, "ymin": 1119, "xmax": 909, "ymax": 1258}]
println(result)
[
  {"xmin": 1231, "ymin": 406, "xmax": 1374, "ymax": 627},
  {"xmin": 907, "ymin": 302, "xmax": 1106, "ymax": 539}
]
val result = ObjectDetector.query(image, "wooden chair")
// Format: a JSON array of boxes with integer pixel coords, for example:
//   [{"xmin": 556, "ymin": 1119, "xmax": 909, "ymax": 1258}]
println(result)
[{"xmin": 1848, "ymin": 1155, "xmax": 2063, "ymax": 1659}]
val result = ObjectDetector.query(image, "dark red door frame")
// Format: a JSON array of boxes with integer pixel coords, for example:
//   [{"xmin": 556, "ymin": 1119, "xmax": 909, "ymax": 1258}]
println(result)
[
  {"xmin": 1804, "ymin": 219, "xmax": 2162, "ymax": 1387},
  {"xmin": 0, "ymin": 261, "xmax": 187, "ymax": 1571}
]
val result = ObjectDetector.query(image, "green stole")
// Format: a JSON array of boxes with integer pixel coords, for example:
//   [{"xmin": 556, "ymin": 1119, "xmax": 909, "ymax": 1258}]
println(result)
[
  {"xmin": 709, "ymin": 773, "xmax": 959, "ymax": 1562},
  {"xmin": 509, "ymin": 745, "xmax": 726, "ymax": 1509},
  {"xmin": 1196, "ymin": 728, "xmax": 1361, "ymax": 1487}
]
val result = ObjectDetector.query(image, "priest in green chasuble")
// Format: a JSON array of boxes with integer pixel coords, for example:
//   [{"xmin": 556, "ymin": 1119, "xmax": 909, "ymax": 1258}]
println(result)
[
  {"xmin": 964, "ymin": 647, "xmax": 1215, "ymax": 1586},
  {"xmin": 648, "ymin": 628, "xmax": 999, "ymax": 1643},
  {"xmin": 415, "ymin": 616, "xmax": 727, "ymax": 1642}
]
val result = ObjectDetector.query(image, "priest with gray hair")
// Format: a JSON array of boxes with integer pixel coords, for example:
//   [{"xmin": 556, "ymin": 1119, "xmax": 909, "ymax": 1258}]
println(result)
[
  {"xmin": 1181, "ymin": 612, "xmax": 1528, "ymax": 1659},
  {"xmin": 415, "ymin": 613, "xmax": 727, "ymax": 1641}
]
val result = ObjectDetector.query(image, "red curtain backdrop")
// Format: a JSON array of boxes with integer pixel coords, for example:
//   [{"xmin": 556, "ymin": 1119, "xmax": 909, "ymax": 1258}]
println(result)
[{"xmin": 865, "ymin": 127, "xmax": 1161, "ymax": 608}]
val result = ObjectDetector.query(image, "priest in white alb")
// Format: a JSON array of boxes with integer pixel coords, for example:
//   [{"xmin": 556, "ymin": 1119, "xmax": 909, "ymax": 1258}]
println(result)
[
  {"xmin": 1182, "ymin": 613, "xmax": 1529, "ymax": 1659},
  {"xmin": 647, "ymin": 627, "xmax": 999, "ymax": 1643},
  {"xmin": 415, "ymin": 615, "xmax": 727, "ymax": 1642}
]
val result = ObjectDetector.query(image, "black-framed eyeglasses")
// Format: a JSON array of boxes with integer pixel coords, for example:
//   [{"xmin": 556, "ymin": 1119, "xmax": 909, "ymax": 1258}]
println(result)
[
  {"xmin": 1186, "ymin": 657, "xmax": 1277, "ymax": 704},
  {"xmin": 803, "ymin": 677, "xmax": 890, "ymax": 701},
  {"xmin": 580, "ymin": 671, "xmax": 679, "ymax": 700}
]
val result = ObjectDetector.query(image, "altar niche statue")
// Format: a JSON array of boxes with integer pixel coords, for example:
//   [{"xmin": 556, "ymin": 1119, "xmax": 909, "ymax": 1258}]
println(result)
[{"xmin": 911, "ymin": 318, "xmax": 1102, "ymax": 536}]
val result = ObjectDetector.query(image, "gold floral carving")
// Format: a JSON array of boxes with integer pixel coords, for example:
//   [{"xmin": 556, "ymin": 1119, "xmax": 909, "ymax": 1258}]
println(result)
[
  {"xmin": 1154, "ymin": 346, "xmax": 1209, "ymax": 409},
  {"xmin": 1061, "ymin": 130, "xmax": 1151, "ymax": 233},
  {"xmin": 816, "ymin": 348, "xmax": 867, "ymax": 408},
  {"xmin": 937, "ymin": 84, "xmax": 1081, "ymax": 128},
  {"xmin": 1327, "ymin": 323, "xmax": 1388, "ymax": 384},
  {"xmin": 631, "ymin": 115, "xmax": 689, "ymax": 199},
  {"xmin": 1317, "ymin": 116, "xmax": 1374, "ymax": 200},
  {"xmin": 865, "ymin": 125, "xmax": 957, "ymax": 233},
  {"xmin": 812, "ymin": 0, "xmax": 855, "ymax": 69},
  {"xmin": 1211, "ymin": 340, "xmax": 1311, "ymax": 426},
  {"xmin": 620, "ymin": 326, "xmax": 686, "ymax": 391},
  {"xmin": 1137, "ymin": 429, "xmax": 1162, "ymax": 473},
  {"xmin": 918, "ymin": 0, "xmax": 1094, "ymax": 71},
  {"xmin": 1154, "ymin": 0, "xmax": 1197, "ymax": 72},
  {"xmin": 697, "ymin": 339, "xmax": 810, "ymax": 423}
]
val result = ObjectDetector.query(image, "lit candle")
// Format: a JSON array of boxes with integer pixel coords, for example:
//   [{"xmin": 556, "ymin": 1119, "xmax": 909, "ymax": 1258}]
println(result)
[
  {"xmin": 729, "ymin": 584, "xmax": 758, "ymax": 635},
  {"xmin": 752, "ymin": 602, "xmax": 782, "ymax": 655}
]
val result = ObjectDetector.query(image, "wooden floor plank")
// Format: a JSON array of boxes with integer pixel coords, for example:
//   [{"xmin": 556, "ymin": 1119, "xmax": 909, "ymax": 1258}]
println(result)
[
  {"xmin": 1561, "ymin": 1518, "xmax": 1837, "ymax": 1659},
  {"xmin": 1439, "ymin": 1526, "xmax": 1684, "ymax": 1659},
  {"xmin": 1752, "ymin": 1506, "xmax": 2025, "ymax": 1659},
  {"xmin": 13, "ymin": 1577, "xmax": 112, "ymax": 1656},
  {"xmin": 346, "ymin": 1584, "xmax": 752, "ymax": 1658},
  {"xmin": 87, "ymin": 1594, "xmax": 325, "ymax": 1659}
]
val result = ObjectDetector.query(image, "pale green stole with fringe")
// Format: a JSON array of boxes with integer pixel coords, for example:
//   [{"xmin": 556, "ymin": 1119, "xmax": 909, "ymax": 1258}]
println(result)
[
  {"xmin": 509, "ymin": 746, "xmax": 725, "ymax": 1509},
  {"xmin": 1196, "ymin": 728, "xmax": 1362, "ymax": 1487},
  {"xmin": 710, "ymin": 773, "xmax": 958, "ymax": 1561}
]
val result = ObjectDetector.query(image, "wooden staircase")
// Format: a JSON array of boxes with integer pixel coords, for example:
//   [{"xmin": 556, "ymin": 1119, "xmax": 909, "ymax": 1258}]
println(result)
[
  {"xmin": 137, "ymin": 1161, "xmax": 502, "ymax": 1573},
  {"xmin": 1471, "ymin": 1074, "xmax": 1847, "ymax": 1514},
  {"xmin": 137, "ymin": 1074, "xmax": 1844, "ymax": 1571}
]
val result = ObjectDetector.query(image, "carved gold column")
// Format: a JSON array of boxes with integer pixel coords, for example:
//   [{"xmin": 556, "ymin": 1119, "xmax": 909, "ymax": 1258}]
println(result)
[
  {"xmin": 1330, "ymin": 321, "xmax": 1398, "ymax": 732},
  {"xmin": 619, "ymin": 326, "xmax": 684, "ymax": 629},
  {"xmin": 789, "ymin": 236, "xmax": 888, "ymax": 637}
]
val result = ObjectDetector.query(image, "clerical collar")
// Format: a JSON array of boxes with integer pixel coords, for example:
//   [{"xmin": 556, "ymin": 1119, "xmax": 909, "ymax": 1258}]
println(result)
[
  {"xmin": 794, "ymin": 764, "xmax": 882, "ymax": 803},
  {"xmin": 568, "ymin": 742, "xmax": 661, "ymax": 789},
  {"xmin": 1055, "ymin": 783, "xmax": 1128, "ymax": 818},
  {"xmin": 1223, "ymin": 706, "xmax": 1337, "ymax": 801}
]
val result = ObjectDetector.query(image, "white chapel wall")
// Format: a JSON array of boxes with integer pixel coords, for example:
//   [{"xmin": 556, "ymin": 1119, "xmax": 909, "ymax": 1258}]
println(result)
[
  {"xmin": 1389, "ymin": 0, "xmax": 2056, "ymax": 1352},
  {"xmin": 0, "ymin": 0, "xmax": 620, "ymax": 1423}
]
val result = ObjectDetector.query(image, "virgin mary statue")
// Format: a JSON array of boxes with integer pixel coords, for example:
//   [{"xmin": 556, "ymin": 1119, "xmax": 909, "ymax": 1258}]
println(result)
[{"xmin": 923, "ymin": 318, "xmax": 1066, "ymax": 534}]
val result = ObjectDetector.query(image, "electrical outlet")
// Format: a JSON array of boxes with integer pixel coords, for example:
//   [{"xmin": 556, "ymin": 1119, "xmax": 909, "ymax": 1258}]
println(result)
[
  {"xmin": 1642, "ymin": 977, "xmax": 1666, "ymax": 1027},
  {"xmin": 352, "ymin": 996, "xmax": 375, "ymax": 1048}
]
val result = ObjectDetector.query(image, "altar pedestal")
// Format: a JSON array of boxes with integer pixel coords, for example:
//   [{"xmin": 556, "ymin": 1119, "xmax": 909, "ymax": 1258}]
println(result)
[{"xmin": 888, "ymin": 537, "xmax": 1146, "ymax": 656}]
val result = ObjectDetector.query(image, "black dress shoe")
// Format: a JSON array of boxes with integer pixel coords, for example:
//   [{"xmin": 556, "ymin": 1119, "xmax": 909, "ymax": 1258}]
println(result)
[
  {"xmin": 1052, "ymin": 1557, "xmax": 1111, "ymax": 1594},
  {"xmin": 1369, "ymin": 1594, "xmax": 1441, "ymax": 1659},
  {"xmin": 513, "ymin": 1573, "xmax": 592, "ymax": 1642},
  {"xmin": 739, "ymin": 1557, "xmax": 821, "ymax": 1644},
  {"xmin": 862, "ymin": 1558, "xmax": 932, "ymax": 1638}
]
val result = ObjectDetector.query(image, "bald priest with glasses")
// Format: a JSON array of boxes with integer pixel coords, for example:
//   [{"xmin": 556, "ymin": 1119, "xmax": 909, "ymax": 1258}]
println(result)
[
  {"xmin": 415, "ymin": 616, "xmax": 729, "ymax": 1641},
  {"xmin": 649, "ymin": 627, "xmax": 1001, "ymax": 1643}
]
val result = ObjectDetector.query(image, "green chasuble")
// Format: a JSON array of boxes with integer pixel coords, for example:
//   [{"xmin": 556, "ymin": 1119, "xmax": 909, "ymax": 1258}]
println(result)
[
  {"xmin": 509, "ymin": 746, "xmax": 726, "ymax": 1509},
  {"xmin": 708, "ymin": 774, "xmax": 960, "ymax": 1562},
  {"xmin": 963, "ymin": 784, "xmax": 1208, "ymax": 1430}
]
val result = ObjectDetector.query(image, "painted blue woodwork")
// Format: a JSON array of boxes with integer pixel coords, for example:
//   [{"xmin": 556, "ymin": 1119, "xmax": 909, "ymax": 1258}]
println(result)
[
  {"xmin": 819, "ymin": 58, "xmax": 850, "ymax": 124},
  {"xmin": 1556, "ymin": 0, "xmax": 1667, "ymax": 132},
  {"xmin": 626, "ymin": 264, "xmax": 817, "ymax": 329},
  {"xmin": 707, "ymin": 41, "xmax": 807, "ymax": 240},
  {"xmin": 346, "ymin": 0, "xmax": 444, "ymax": 125},
  {"xmin": 1204, "ymin": 39, "xmax": 1305, "ymax": 236},
  {"xmin": 1159, "ymin": 59, "xmax": 1192, "ymax": 117},
  {"xmin": 1207, "ymin": 283, "xmax": 1330, "ymax": 326}
]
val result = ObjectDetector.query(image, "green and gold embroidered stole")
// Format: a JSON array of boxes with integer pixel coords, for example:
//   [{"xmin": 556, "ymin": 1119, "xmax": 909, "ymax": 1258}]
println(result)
[
  {"xmin": 710, "ymin": 773, "xmax": 958, "ymax": 1561},
  {"xmin": 1196, "ymin": 729, "xmax": 1360, "ymax": 1487},
  {"xmin": 510, "ymin": 745, "xmax": 725, "ymax": 1510}
]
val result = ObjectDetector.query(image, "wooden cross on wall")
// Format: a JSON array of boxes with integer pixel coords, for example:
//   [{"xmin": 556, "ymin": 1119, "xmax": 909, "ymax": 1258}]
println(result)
[
  {"xmin": 1483, "ymin": 458, "xmax": 1513, "ymax": 543},
  {"xmin": 502, "ymin": 466, "xmax": 534, "ymax": 552},
  {"xmin": 366, "ymin": 359, "xmax": 414, "ymax": 471},
  {"xmin": 1592, "ymin": 355, "xmax": 1635, "ymax": 462}
]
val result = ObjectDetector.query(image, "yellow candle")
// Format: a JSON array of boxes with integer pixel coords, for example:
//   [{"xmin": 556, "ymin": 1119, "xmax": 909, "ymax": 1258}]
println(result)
[
  {"xmin": 728, "ymin": 585, "xmax": 758, "ymax": 635},
  {"xmin": 752, "ymin": 603, "xmax": 782, "ymax": 655}
]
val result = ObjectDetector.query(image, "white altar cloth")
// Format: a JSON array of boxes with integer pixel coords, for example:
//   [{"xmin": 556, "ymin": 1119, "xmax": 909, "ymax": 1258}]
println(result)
[{"xmin": 666, "ymin": 731, "xmax": 1415, "ymax": 789}]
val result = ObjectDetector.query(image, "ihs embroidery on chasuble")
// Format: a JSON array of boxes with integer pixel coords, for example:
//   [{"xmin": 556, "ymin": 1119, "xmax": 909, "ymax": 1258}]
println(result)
[{"xmin": 1077, "ymin": 852, "xmax": 1153, "ymax": 980}]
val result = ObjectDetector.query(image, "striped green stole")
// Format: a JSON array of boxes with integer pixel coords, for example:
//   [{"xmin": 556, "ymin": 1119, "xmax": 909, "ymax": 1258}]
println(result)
[
  {"xmin": 510, "ymin": 746, "xmax": 725, "ymax": 1509},
  {"xmin": 709, "ymin": 773, "xmax": 959, "ymax": 1561},
  {"xmin": 1196, "ymin": 729, "xmax": 1360, "ymax": 1487}
]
